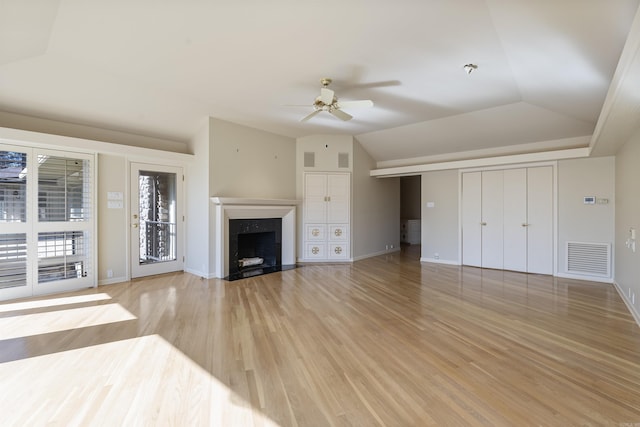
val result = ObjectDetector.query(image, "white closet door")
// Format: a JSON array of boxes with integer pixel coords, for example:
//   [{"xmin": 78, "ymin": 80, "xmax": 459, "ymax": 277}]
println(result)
[
  {"xmin": 327, "ymin": 173, "xmax": 349, "ymax": 224},
  {"xmin": 527, "ymin": 166, "xmax": 553, "ymax": 274},
  {"xmin": 462, "ymin": 172, "xmax": 482, "ymax": 267},
  {"xmin": 503, "ymin": 168, "xmax": 528, "ymax": 272},
  {"xmin": 481, "ymin": 170, "xmax": 504, "ymax": 270},
  {"xmin": 304, "ymin": 174, "xmax": 327, "ymax": 223}
]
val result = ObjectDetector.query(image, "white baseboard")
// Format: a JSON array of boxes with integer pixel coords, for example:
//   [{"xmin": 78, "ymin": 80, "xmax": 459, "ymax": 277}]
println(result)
[
  {"xmin": 98, "ymin": 276, "xmax": 128, "ymax": 286},
  {"xmin": 554, "ymin": 272, "xmax": 613, "ymax": 284},
  {"xmin": 184, "ymin": 267, "xmax": 217, "ymax": 279},
  {"xmin": 420, "ymin": 257, "xmax": 460, "ymax": 266},
  {"xmin": 353, "ymin": 248, "xmax": 400, "ymax": 261},
  {"xmin": 613, "ymin": 281, "xmax": 640, "ymax": 328}
]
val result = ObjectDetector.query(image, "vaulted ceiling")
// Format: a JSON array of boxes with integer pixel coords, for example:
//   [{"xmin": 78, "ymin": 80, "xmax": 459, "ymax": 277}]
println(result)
[{"xmin": 1, "ymin": 1, "xmax": 638, "ymax": 165}]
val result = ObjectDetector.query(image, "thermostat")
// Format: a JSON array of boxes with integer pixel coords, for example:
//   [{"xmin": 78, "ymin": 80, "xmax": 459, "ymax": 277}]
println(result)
[{"xmin": 583, "ymin": 196, "xmax": 595, "ymax": 204}]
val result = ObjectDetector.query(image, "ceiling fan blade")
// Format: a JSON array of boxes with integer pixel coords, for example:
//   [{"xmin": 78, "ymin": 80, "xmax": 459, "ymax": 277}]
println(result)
[
  {"xmin": 336, "ymin": 100, "xmax": 374, "ymax": 109},
  {"xmin": 320, "ymin": 87, "xmax": 334, "ymax": 105},
  {"xmin": 330, "ymin": 109, "xmax": 352, "ymax": 121},
  {"xmin": 300, "ymin": 110, "xmax": 321, "ymax": 122}
]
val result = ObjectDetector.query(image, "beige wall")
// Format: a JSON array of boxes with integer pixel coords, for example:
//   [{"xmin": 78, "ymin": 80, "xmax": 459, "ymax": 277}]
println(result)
[
  {"xmin": 556, "ymin": 157, "xmax": 615, "ymax": 276},
  {"xmin": 615, "ymin": 128, "xmax": 640, "ymax": 319},
  {"xmin": 97, "ymin": 154, "xmax": 128, "ymax": 283},
  {"xmin": 420, "ymin": 170, "xmax": 459, "ymax": 263},
  {"xmin": 352, "ymin": 139, "xmax": 400, "ymax": 259},
  {"xmin": 210, "ymin": 118, "xmax": 296, "ymax": 199},
  {"xmin": 184, "ymin": 119, "xmax": 210, "ymax": 277}
]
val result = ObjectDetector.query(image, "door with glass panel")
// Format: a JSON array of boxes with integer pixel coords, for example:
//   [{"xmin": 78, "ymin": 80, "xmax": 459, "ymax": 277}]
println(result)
[
  {"xmin": 0, "ymin": 147, "xmax": 95, "ymax": 301},
  {"xmin": 130, "ymin": 163, "xmax": 183, "ymax": 278}
]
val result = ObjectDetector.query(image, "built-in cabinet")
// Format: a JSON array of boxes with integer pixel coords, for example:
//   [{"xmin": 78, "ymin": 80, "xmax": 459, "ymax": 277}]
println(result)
[
  {"xmin": 303, "ymin": 172, "xmax": 350, "ymax": 261},
  {"xmin": 462, "ymin": 166, "xmax": 553, "ymax": 274}
]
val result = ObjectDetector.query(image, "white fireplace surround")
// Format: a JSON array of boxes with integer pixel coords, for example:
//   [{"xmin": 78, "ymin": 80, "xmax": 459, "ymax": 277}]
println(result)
[{"xmin": 211, "ymin": 197, "xmax": 298, "ymax": 278}]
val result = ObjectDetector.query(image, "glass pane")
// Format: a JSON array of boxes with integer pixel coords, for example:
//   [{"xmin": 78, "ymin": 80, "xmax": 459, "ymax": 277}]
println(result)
[
  {"xmin": 38, "ymin": 231, "xmax": 88, "ymax": 283},
  {"xmin": 139, "ymin": 171, "xmax": 177, "ymax": 264},
  {"xmin": 38, "ymin": 155, "xmax": 90, "ymax": 222},
  {"xmin": 0, "ymin": 233, "xmax": 27, "ymax": 289},
  {"xmin": 0, "ymin": 151, "xmax": 27, "ymax": 223}
]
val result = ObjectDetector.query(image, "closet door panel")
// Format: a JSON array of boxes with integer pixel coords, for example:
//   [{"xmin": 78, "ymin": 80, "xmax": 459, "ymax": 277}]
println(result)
[
  {"xmin": 327, "ymin": 174, "xmax": 350, "ymax": 223},
  {"xmin": 462, "ymin": 172, "xmax": 482, "ymax": 267},
  {"xmin": 481, "ymin": 170, "xmax": 504, "ymax": 270},
  {"xmin": 503, "ymin": 168, "xmax": 528, "ymax": 272},
  {"xmin": 304, "ymin": 174, "xmax": 327, "ymax": 223},
  {"xmin": 527, "ymin": 166, "xmax": 553, "ymax": 274}
]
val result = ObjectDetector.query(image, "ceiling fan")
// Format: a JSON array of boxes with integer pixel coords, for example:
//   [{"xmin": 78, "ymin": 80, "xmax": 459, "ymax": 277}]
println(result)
[{"xmin": 297, "ymin": 78, "xmax": 374, "ymax": 122}]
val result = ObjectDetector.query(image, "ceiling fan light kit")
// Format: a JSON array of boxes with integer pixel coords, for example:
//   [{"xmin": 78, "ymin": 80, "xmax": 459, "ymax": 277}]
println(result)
[{"xmin": 298, "ymin": 78, "xmax": 374, "ymax": 123}]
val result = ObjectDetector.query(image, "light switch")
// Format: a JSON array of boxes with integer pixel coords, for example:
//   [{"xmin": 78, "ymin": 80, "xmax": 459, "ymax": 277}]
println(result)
[{"xmin": 426, "ymin": 202, "xmax": 435, "ymax": 208}]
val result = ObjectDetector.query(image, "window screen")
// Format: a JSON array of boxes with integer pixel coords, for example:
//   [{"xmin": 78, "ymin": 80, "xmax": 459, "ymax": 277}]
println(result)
[
  {"xmin": 0, "ymin": 151, "xmax": 27, "ymax": 223},
  {"xmin": 38, "ymin": 155, "xmax": 91, "ymax": 222}
]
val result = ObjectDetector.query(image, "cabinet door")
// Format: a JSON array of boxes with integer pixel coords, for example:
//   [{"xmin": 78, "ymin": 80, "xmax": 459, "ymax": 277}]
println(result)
[
  {"xmin": 503, "ymin": 168, "xmax": 527, "ymax": 272},
  {"xmin": 327, "ymin": 174, "xmax": 350, "ymax": 223},
  {"xmin": 305, "ymin": 174, "xmax": 327, "ymax": 223},
  {"xmin": 527, "ymin": 166, "xmax": 553, "ymax": 274},
  {"xmin": 481, "ymin": 170, "xmax": 504, "ymax": 270},
  {"xmin": 462, "ymin": 172, "xmax": 482, "ymax": 267},
  {"xmin": 328, "ymin": 243, "xmax": 349, "ymax": 259}
]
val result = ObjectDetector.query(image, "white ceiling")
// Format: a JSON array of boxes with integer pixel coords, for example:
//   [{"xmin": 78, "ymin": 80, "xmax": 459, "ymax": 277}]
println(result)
[{"xmin": 0, "ymin": 0, "xmax": 638, "ymax": 165}]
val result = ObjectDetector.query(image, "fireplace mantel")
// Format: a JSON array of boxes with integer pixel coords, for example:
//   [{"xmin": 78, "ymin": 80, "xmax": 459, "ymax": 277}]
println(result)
[
  {"xmin": 211, "ymin": 197, "xmax": 298, "ymax": 278},
  {"xmin": 212, "ymin": 197, "xmax": 299, "ymax": 206}
]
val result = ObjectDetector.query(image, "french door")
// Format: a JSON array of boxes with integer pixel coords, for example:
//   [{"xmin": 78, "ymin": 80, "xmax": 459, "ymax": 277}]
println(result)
[
  {"xmin": 130, "ymin": 163, "xmax": 183, "ymax": 278},
  {"xmin": 0, "ymin": 145, "xmax": 95, "ymax": 301}
]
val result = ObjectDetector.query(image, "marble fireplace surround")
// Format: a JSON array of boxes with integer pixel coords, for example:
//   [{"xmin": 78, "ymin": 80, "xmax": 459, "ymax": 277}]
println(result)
[{"xmin": 211, "ymin": 197, "xmax": 298, "ymax": 279}]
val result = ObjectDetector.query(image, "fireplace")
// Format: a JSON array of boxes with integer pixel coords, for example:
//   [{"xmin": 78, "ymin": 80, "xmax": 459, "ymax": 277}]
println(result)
[
  {"xmin": 228, "ymin": 218, "xmax": 282, "ymax": 280},
  {"xmin": 211, "ymin": 197, "xmax": 298, "ymax": 280}
]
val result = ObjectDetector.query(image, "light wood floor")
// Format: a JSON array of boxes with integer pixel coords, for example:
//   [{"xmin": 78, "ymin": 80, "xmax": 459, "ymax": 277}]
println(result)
[{"xmin": 1, "ymin": 247, "xmax": 640, "ymax": 426}]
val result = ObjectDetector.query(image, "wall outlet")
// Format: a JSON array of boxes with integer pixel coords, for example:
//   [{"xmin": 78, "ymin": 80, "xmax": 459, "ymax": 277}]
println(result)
[
  {"xmin": 107, "ymin": 269, "xmax": 113, "ymax": 278},
  {"xmin": 434, "ymin": 253, "xmax": 440, "ymax": 259},
  {"xmin": 386, "ymin": 245, "xmax": 389, "ymax": 250},
  {"xmin": 390, "ymin": 244, "xmax": 394, "ymax": 249}
]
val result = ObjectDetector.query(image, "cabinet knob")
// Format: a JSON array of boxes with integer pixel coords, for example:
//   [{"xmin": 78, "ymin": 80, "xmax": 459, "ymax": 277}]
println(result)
[
  {"xmin": 334, "ymin": 229, "xmax": 343, "ymax": 237},
  {"xmin": 334, "ymin": 246, "xmax": 342, "ymax": 255},
  {"xmin": 312, "ymin": 247, "xmax": 319, "ymax": 255}
]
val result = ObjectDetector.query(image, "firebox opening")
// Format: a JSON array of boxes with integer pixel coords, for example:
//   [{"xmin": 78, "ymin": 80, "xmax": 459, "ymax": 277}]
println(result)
[{"xmin": 227, "ymin": 217, "xmax": 296, "ymax": 281}]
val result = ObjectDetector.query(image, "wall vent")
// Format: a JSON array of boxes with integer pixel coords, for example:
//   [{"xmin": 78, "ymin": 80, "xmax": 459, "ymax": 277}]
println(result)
[
  {"xmin": 338, "ymin": 152, "xmax": 349, "ymax": 168},
  {"xmin": 566, "ymin": 241, "xmax": 611, "ymax": 277},
  {"xmin": 304, "ymin": 152, "xmax": 315, "ymax": 168}
]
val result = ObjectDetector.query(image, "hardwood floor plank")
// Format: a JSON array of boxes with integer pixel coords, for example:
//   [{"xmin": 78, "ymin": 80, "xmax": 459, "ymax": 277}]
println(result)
[{"xmin": 1, "ymin": 248, "xmax": 640, "ymax": 425}]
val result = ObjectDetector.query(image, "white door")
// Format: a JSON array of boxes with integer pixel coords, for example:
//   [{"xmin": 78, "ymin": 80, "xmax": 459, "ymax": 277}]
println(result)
[
  {"xmin": 503, "ymin": 168, "xmax": 528, "ymax": 272},
  {"xmin": 527, "ymin": 166, "xmax": 553, "ymax": 274},
  {"xmin": 481, "ymin": 170, "xmax": 504, "ymax": 270},
  {"xmin": 462, "ymin": 172, "xmax": 482, "ymax": 267},
  {"xmin": 304, "ymin": 174, "xmax": 327, "ymax": 223},
  {"xmin": 130, "ymin": 163, "xmax": 183, "ymax": 278},
  {"xmin": 327, "ymin": 173, "xmax": 350, "ymax": 224}
]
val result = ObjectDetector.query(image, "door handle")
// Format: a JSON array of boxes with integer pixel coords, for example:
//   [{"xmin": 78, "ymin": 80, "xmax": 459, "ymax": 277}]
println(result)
[
  {"xmin": 522, "ymin": 223, "xmax": 530, "ymax": 227},
  {"xmin": 480, "ymin": 222, "xmax": 487, "ymax": 226},
  {"xmin": 132, "ymin": 223, "xmax": 139, "ymax": 228}
]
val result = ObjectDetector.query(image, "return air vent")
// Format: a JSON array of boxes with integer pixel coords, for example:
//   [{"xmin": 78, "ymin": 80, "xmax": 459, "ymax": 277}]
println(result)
[
  {"xmin": 304, "ymin": 152, "xmax": 315, "ymax": 168},
  {"xmin": 566, "ymin": 241, "xmax": 611, "ymax": 277},
  {"xmin": 338, "ymin": 152, "xmax": 349, "ymax": 168}
]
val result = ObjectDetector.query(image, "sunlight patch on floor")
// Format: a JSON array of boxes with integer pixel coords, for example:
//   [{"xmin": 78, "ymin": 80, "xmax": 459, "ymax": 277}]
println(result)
[
  {"xmin": 0, "ymin": 303, "xmax": 136, "ymax": 340},
  {"xmin": 0, "ymin": 334, "xmax": 281, "ymax": 426},
  {"xmin": 0, "ymin": 293, "xmax": 112, "ymax": 314}
]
